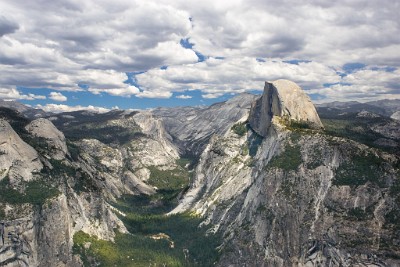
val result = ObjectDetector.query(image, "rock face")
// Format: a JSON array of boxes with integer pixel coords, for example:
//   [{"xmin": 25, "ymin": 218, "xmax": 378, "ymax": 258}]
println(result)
[
  {"xmin": 1, "ymin": 80, "xmax": 400, "ymax": 266},
  {"xmin": 0, "ymin": 119, "xmax": 42, "ymax": 183},
  {"xmin": 0, "ymin": 100, "xmax": 49, "ymax": 119},
  {"xmin": 0, "ymin": 105, "xmax": 192, "ymax": 266},
  {"xmin": 25, "ymin": 118, "xmax": 68, "ymax": 160},
  {"xmin": 173, "ymin": 81, "xmax": 400, "ymax": 266},
  {"xmin": 153, "ymin": 93, "xmax": 257, "ymax": 156},
  {"xmin": 391, "ymin": 110, "xmax": 400, "ymax": 121},
  {"xmin": 175, "ymin": 119, "xmax": 400, "ymax": 266},
  {"xmin": 249, "ymin": 80, "xmax": 323, "ymax": 137}
]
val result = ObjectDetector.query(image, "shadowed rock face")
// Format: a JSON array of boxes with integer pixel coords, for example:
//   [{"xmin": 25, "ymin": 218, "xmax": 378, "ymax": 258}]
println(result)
[{"xmin": 249, "ymin": 80, "xmax": 323, "ymax": 137}]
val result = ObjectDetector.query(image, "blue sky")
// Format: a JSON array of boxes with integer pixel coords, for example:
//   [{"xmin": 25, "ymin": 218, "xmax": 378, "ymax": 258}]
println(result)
[
  {"xmin": 17, "ymin": 86, "xmax": 237, "ymax": 110},
  {"xmin": 0, "ymin": 0, "xmax": 399, "ymax": 112}
]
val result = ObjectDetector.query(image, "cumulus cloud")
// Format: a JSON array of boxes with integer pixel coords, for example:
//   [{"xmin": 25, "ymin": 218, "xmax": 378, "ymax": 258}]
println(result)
[
  {"xmin": 0, "ymin": 0, "xmax": 399, "ymax": 104},
  {"xmin": 202, "ymin": 93, "xmax": 223, "ymax": 99},
  {"xmin": 0, "ymin": 87, "xmax": 46, "ymax": 100},
  {"xmin": 49, "ymin": 92, "xmax": 67, "ymax": 102},
  {"xmin": 135, "ymin": 90, "xmax": 173, "ymax": 99},
  {"xmin": 36, "ymin": 103, "xmax": 111, "ymax": 113},
  {"xmin": 135, "ymin": 57, "xmax": 340, "ymax": 96},
  {"xmin": 0, "ymin": 16, "xmax": 19, "ymax": 37},
  {"xmin": 310, "ymin": 67, "xmax": 400, "ymax": 103},
  {"xmin": 175, "ymin": 0, "xmax": 400, "ymax": 65},
  {"xmin": 78, "ymin": 69, "xmax": 142, "ymax": 97},
  {"xmin": 176, "ymin": 94, "xmax": 192, "ymax": 99}
]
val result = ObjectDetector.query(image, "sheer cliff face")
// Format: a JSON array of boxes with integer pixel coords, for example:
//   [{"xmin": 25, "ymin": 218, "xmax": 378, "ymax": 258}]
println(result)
[
  {"xmin": 249, "ymin": 80, "xmax": 323, "ymax": 137},
  {"xmin": 175, "ymin": 81, "xmax": 400, "ymax": 266}
]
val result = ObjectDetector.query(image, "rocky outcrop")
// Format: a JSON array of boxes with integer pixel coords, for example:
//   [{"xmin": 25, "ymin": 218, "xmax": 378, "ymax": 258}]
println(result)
[
  {"xmin": 0, "ymin": 192, "xmax": 126, "ymax": 267},
  {"xmin": 249, "ymin": 80, "xmax": 323, "ymax": 137},
  {"xmin": 0, "ymin": 100, "xmax": 48, "ymax": 119},
  {"xmin": 153, "ymin": 93, "xmax": 258, "ymax": 156},
  {"xmin": 1, "ymin": 82, "xmax": 400, "ymax": 266},
  {"xmin": 130, "ymin": 111, "xmax": 179, "ymax": 165},
  {"xmin": 174, "ymin": 81, "xmax": 399, "ymax": 266},
  {"xmin": 391, "ymin": 111, "xmax": 400, "ymax": 121},
  {"xmin": 25, "ymin": 118, "xmax": 68, "ymax": 160},
  {"xmin": 0, "ymin": 119, "xmax": 42, "ymax": 183},
  {"xmin": 0, "ymin": 113, "xmax": 142, "ymax": 266},
  {"xmin": 175, "ymin": 119, "xmax": 400, "ymax": 266}
]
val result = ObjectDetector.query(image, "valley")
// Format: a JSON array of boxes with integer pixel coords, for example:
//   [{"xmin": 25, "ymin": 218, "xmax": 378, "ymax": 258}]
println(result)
[{"xmin": 0, "ymin": 80, "xmax": 399, "ymax": 266}]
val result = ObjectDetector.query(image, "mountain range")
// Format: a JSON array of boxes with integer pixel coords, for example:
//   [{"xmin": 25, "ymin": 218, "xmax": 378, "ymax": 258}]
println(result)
[{"xmin": 0, "ymin": 80, "xmax": 399, "ymax": 266}]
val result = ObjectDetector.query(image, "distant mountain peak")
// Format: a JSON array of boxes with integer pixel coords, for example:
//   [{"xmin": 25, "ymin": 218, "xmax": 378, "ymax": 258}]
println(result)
[{"xmin": 249, "ymin": 79, "xmax": 323, "ymax": 137}]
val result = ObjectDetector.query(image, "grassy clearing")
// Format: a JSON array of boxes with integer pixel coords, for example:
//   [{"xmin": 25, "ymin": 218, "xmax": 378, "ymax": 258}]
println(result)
[{"xmin": 73, "ymin": 231, "xmax": 183, "ymax": 267}]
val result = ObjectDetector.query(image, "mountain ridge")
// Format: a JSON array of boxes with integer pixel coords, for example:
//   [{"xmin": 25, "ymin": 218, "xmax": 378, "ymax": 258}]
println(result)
[{"xmin": 0, "ymin": 80, "xmax": 399, "ymax": 266}]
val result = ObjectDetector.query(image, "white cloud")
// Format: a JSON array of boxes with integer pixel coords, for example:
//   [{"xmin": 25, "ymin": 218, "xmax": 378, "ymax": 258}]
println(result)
[
  {"xmin": 36, "ymin": 103, "xmax": 110, "ymax": 113},
  {"xmin": 49, "ymin": 92, "xmax": 67, "ymax": 102},
  {"xmin": 89, "ymin": 86, "xmax": 140, "ymax": 97},
  {"xmin": 309, "ymin": 67, "xmax": 400, "ymax": 103},
  {"xmin": 135, "ymin": 57, "xmax": 340, "ymax": 95},
  {"xmin": 176, "ymin": 94, "xmax": 192, "ymax": 99},
  {"xmin": 0, "ymin": 87, "xmax": 46, "ymax": 100},
  {"xmin": 0, "ymin": 0, "xmax": 398, "ymax": 103},
  {"xmin": 175, "ymin": 0, "xmax": 400, "ymax": 66},
  {"xmin": 202, "ymin": 93, "xmax": 223, "ymax": 99},
  {"xmin": 135, "ymin": 90, "xmax": 173, "ymax": 99}
]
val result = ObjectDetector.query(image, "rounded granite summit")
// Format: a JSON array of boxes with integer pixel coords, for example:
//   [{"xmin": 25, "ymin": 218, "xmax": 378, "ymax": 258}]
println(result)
[
  {"xmin": 25, "ymin": 118, "xmax": 68, "ymax": 160},
  {"xmin": 249, "ymin": 79, "xmax": 323, "ymax": 137}
]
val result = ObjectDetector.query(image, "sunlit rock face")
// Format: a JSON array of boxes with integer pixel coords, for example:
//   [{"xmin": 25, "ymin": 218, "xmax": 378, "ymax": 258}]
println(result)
[
  {"xmin": 249, "ymin": 79, "xmax": 323, "ymax": 137},
  {"xmin": 25, "ymin": 118, "xmax": 68, "ymax": 160},
  {"xmin": 153, "ymin": 93, "xmax": 258, "ymax": 157},
  {"xmin": 0, "ymin": 119, "xmax": 42, "ymax": 183},
  {"xmin": 1, "ymin": 80, "xmax": 400, "ymax": 267},
  {"xmin": 173, "ymin": 80, "xmax": 400, "ymax": 266}
]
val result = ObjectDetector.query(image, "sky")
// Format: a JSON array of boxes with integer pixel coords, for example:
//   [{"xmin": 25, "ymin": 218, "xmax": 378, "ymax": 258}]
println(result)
[{"xmin": 0, "ymin": 0, "xmax": 399, "ymax": 112}]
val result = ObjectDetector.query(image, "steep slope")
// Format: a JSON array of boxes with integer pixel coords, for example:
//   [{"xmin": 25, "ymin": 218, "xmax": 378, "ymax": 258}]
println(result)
[
  {"xmin": 0, "ymin": 100, "xmax": 49, "ymax": 119},
  {"xmin": 0, "ymin": 119, "xmax": 42, "ymax": 183},
  {"xmin": 0, "ymin": 111, "xmax": 129, "ymax": 266},
  {"xmin": 0, "ymin": 108, "xmax": 186, "ymax": 266},
  {"xmin": 25, "ymin": 118, "xmax": 68, "ymax": 160},
  {"xmin": 153, "ymin": 93, "xmax": 258, "ymax": 157},
  {"xmin": 174, "ymin": 80, "xmax": 400, "ymax": 266},
  {"xmin": 391, "ymin": 111, "xmax": 400, "ymax": 121},
  {"xmin": 1, "ymin": 82, "xmax": 399, "ymax": 266}
]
